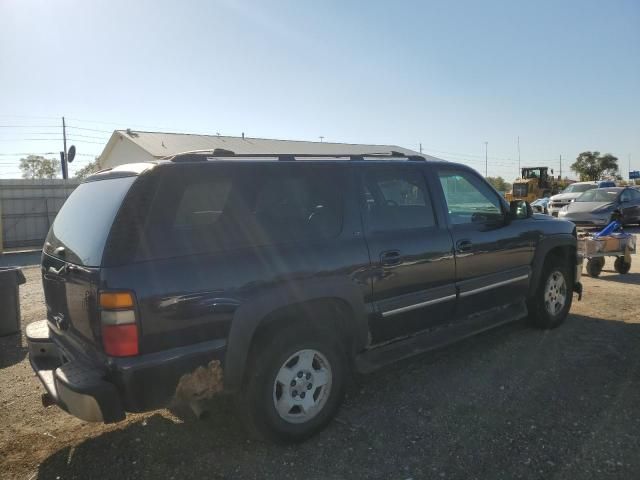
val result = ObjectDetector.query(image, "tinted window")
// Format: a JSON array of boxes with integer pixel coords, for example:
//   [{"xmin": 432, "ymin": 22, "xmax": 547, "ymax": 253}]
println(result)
[
  {"xmin": 620, "ymin": 189, "xmax": 638, "ymax": 202},
  {"xmin": 140, "ymin": 165, "xmax": 343, "ymax": 259},
  {"xmin": 576, "ymin": 188, "xmax": 621, "ymax": 202},
  {"xmin": 44, "ymin": 176, "xmax": 136, "ymax": 266},
  {"xmin": 359, "ymin": 166, "xmax": 435, "ymax": 231},
  {"xmin": 438, "ymin": 170, "xmax": 503, "ymax": 224}
]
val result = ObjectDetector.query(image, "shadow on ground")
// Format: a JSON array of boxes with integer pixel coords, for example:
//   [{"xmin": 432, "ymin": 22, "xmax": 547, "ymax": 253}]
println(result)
[
  {"xmin": 595, "ymin": 272, "xmax": 640, "ymax": 285},
  {"xmin": 35, "ymin": 314, "xmax": 640, "ymax": 480},
  {"xmin": 0, "ymin": 251, "xmax": 40, "ymax": 268}
]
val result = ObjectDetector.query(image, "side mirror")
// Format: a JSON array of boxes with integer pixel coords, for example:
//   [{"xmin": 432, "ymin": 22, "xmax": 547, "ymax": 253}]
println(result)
[{"xmin": 509, "ymin": 200, "xmax": 532, "ymax": 221}]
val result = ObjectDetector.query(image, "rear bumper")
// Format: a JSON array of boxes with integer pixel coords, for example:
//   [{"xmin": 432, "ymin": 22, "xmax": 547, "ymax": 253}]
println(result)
[
  {"xmin": 26, "ymin": 320, "xmax": 227, "ymax": 422},
  {"xmin": 26, "ymin": 321, "xmax": 124, "ymax": 422}
]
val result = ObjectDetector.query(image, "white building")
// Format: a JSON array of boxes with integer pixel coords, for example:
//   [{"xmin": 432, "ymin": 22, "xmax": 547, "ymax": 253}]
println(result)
[{"xmin": 98, "ymin": 130, "xmax": 429, "ymax": 168}]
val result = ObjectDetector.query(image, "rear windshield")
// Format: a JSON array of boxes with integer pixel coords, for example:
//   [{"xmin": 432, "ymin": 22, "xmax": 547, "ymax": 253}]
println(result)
[
  {"xmin": 575, "ymin": 188, "xmax": 621, "ymax": 202},
  {"xmin": 563, "ymin": 183, "xmax": 595, "ymax": 193},
  {"xmin": 44, "ymin": 176, "xmax": 136, "ymax": 266}
]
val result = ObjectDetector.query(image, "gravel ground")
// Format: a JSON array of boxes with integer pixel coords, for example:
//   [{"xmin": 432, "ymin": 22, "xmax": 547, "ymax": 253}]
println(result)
[{"xmin": 1, "ymin": 231, "xmax": 639, "ymax": 480}]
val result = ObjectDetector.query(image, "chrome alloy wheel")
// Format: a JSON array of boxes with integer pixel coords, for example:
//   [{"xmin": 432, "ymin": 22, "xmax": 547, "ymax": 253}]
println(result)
[
  {"xmin": 272, "ymin": 349, "xmax": 332, "ymax": 424},
  {"xmin": 544, "ymin": 270, "xmax": 567, "ymax": 316}
]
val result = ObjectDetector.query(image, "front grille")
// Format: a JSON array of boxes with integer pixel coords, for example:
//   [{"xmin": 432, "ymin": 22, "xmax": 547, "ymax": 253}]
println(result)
[{"xmin": 513, "ymin": 184, "xmax": 528, "ymax": 197}]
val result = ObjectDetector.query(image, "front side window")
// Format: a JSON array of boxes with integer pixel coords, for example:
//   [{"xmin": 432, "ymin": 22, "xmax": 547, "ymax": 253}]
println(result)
[
  {"xmin": 438, "ymin": 170, "xmax": 503, "ymax": 225},
  {"xmin": 358, "ymin": 166, "xmax": 436, "ymax": 231},
  {"xmin": 620, "ymin": 189, "xmax": 635, "ymax": 202}
]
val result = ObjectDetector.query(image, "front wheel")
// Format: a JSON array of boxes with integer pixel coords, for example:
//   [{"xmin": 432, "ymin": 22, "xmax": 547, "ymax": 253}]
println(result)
[
  {"xmin": 528, "ymin": 259, "xmax": 574, "ymax": 329},
  {"xmin": 614, "ymin": 256, "xmax": 631, "ymax": 274},
  {"xmin": 240, "ymin": 323, "xmax": 347, "ymax": 443},
  {"xmin": 586, "ymin": 257, "xmax": 604, "ymax": 277}
]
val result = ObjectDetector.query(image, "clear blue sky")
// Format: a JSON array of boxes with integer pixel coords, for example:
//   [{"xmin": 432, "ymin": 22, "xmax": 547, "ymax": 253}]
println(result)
[{"xmin": 1, "ymin": 0, "xmax": 638, "ymax": 179}]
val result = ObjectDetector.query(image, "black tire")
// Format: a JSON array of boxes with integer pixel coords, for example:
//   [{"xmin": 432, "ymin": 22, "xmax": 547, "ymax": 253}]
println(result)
[
  {"xmin": 239, "ymin": 321, "xmax": 347, "ymax": 443},
  {"xmin": 528, "ymin": 257, "xmax": 574, "ymax": 329},
  {"xmin": 614, "ymin": 256, "xmax": 631, "ymax": 274},
  {"xmin": 585, "ymin": 257, "xmax": 604, "ymax": 277}
]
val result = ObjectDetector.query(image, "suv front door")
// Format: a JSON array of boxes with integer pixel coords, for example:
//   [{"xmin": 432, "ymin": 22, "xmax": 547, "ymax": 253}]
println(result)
[
  {"xmin": 358, "ymin": 164, "xmax": 456, "ymax": 344},
  {"xmin": 435, "ymin": 168, "xmax": 536, "ymax": 319}
]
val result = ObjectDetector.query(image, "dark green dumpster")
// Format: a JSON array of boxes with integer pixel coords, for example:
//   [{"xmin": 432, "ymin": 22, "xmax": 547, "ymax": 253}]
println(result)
[{"xmin": 0, "ymin": 267, "xmax": 26, "ymax": 336}]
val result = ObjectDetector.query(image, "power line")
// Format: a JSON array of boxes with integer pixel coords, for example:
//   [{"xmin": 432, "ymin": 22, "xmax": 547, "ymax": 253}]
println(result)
[
  {"xmin": 66, "ymin": 125, "xmax": 114, "ymax": 134},
  {"xmin": 0, "ymin": 138, "xmax": 63, "ymax": 141},
  {"xmin": 0, "ymin": 125, "xmax": 59, "ymax": 129},
  {"xmin": 66, "ymin": 133, "xmax": 110, "ymax": 140}
]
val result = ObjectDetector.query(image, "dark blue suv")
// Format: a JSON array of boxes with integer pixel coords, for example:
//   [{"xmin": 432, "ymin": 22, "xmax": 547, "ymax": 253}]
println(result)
[{"xmin": 27, "ymin": 151, "xmax": 583, "ymax": 442}]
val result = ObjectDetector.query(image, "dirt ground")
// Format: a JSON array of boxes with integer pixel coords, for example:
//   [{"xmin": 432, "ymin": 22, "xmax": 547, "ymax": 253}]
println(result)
[{"xmin": 1, "ymin": 232, "xmax": 639, "ymax": 480}]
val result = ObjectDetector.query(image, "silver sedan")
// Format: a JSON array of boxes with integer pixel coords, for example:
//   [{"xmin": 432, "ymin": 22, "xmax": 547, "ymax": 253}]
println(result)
[{"xmin": 558, "ymin": 187, "xmax": 640, "ymax": 227}]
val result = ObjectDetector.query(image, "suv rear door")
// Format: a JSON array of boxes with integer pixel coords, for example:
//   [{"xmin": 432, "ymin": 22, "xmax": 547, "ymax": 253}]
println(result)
[
  {"xmin": 434, "ymin": 167, "xmax": 536, "ymax": 318},
  {"xmin": 42, "ymin": 175, "xmax": 138, "ymax": 350},
  {"xmin": 357, "ymin": 164, "xmax": 456, "ymax": 344}
]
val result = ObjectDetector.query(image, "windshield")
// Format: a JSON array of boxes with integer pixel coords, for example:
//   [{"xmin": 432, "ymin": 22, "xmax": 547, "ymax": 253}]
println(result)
[
  {"xmin": 575, "ymin": 188, "xmax": 621, "ymax": 203},
  {"xmin": 563, "ymin": 183, "xmax": 595, "ymax": 193},
  {"xmin": 44, "ymin": 177, "xmax": 136, "ymax": 266}
]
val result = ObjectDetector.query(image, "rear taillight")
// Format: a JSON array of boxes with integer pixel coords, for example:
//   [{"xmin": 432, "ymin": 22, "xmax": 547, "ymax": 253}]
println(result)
[{"xmin": 99, "ymin": 291, "xmax": 139, "ymax": 357}]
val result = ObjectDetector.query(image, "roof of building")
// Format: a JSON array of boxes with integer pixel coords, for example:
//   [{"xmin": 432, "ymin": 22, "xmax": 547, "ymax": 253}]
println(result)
[{"xmin": 101, "ymin": 129, "xmax": 437, "ymax": 160}]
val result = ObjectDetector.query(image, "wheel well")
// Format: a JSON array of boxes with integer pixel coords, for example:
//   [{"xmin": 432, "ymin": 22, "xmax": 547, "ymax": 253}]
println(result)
[
  {"xmin": 545, "ymin": 245, "xmax": 576, "ymax": 266},
  {"xmin": 249, "ymin": 298, "xmax": 357, "ymax": 360},
  {"xmin": 544, "ymin": 245, "xmax": 577, "ymax": 281}
]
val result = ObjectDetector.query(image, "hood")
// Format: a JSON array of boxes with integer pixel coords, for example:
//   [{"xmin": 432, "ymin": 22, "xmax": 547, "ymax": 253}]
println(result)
[
  {"xmin": 567, "ymin": 201, "xmax": 616, "ymax": 213},
  {"xmin": 550, "ymin": 192, "xmax": 583, "ymax": 201}
]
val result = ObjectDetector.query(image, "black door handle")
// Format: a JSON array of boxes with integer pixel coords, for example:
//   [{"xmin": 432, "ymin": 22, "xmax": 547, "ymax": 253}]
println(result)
[
  {"xmin": 380, "ymin": 250, "xmax": 402, "ymax": 266},
  {"xmin": 456, "ymin": 240, "xmax": 473, "ymax": 253}
]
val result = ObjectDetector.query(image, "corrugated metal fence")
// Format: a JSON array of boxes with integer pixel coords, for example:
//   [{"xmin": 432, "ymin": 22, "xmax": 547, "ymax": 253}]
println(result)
[{"xmin": 0, "ymin": 179, "xmax": 80, "ymax": 249}]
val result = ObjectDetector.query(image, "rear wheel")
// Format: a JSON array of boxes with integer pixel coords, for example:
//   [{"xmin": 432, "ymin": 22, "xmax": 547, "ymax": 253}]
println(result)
[
  {"xmin": 614, "ymin": 256, "xmax": 631, "ymax": 274},
  {"xmin": 240, "ymin": 322, "xmax": 347, "ymax": 443},
  {"xmin": 528, "ymin": 258, "xmax": 573, "ymax": 329}
]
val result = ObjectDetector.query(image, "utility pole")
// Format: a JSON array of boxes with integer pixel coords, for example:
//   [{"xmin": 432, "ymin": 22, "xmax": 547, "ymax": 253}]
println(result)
[
  {"xmin": 517, "ymin": 136, "xmax": 521, "ymax": 177},
  {"xmin": 319, "ymin": 136, "xmax": 324, "ymax": 143},
  {"xmin": 61, "ymin": 116, "xmax": 68, "ymax": 180},
  {"xmin": 629, "ymin": 154, "xmax": 632, "ymax": 180},
  {"xmin": 559, "ymin": 154, "xmax": 562, "ymax": 179},
  {"xmin": 419, "ymin": 143, "xmax": 423, "ymax": 154},
  {"xmin": 484, "ymin": 141, "xmax": 488, "ymax": 177}
]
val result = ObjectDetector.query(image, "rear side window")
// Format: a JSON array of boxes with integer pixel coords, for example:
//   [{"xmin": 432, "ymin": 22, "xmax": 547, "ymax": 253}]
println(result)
[
  {"xmin": 138, "ymin": 164, "xmax": 344, "ymax": 260},
  {"xmin": 44, "ymin": 176, "xmax": 136, "ymax": 266},
  {"xmin": 359, "ymin": 166, "xmax": 436, "ymax": 231}
]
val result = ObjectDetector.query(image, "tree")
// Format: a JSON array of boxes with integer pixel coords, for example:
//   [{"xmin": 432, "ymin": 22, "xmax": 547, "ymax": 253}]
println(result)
[
  {"xmin": 485, "ymin": 176, "xmax": 512, "ymax": 192},
  {"xmin": 74, "ymin": 157, "xmax": 102, "ymax": 180},
  {"xmin": 570, "ymin": 151, "xmax": 618, "ymax": 181},
  {"xmin": 19, "ymin": 155, "xmax": 60, "ymax": 179}
]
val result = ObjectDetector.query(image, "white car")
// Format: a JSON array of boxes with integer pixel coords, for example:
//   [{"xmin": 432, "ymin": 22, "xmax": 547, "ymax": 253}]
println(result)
[{"xmin": 548, "ymin": 181, "xmax": 616, "ymax": 217}]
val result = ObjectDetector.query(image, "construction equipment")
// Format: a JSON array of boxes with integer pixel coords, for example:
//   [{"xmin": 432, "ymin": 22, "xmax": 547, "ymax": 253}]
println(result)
[{"xmin": 505, "ymin": 167, "xmax": 561, "ymax": 203}]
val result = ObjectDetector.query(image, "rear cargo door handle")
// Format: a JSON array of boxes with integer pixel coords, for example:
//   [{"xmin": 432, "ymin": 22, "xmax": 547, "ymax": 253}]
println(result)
[
  {"xmin": 455, "ymin": 240, "xmax": 473, "ymax": 253},
  {"xmin": 380, "ymin": 250, "xmax": 402, "ymax": 266}
]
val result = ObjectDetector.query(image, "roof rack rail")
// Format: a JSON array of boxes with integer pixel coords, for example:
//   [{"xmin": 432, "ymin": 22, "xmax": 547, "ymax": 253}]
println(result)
[{"xmin": 169, "ymin": 150, "xmax": 426, "ymax": 162}]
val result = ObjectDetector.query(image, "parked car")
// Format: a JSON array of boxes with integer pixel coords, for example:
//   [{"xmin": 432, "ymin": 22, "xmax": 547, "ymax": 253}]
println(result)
[
  {"xmin": 26, "ymin": 152, "xmax": 583, "ymax": 442},
  {"xmin": 530, "ymin": 197, "xmax": 549, "ymax": 214},
  {"xmin": 548, "ymin": 181, "xmax": 616, "ymax": 217},
  {"xmin": 558, "ymin": 186, "xmax": 640, "ymax": 227}
]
